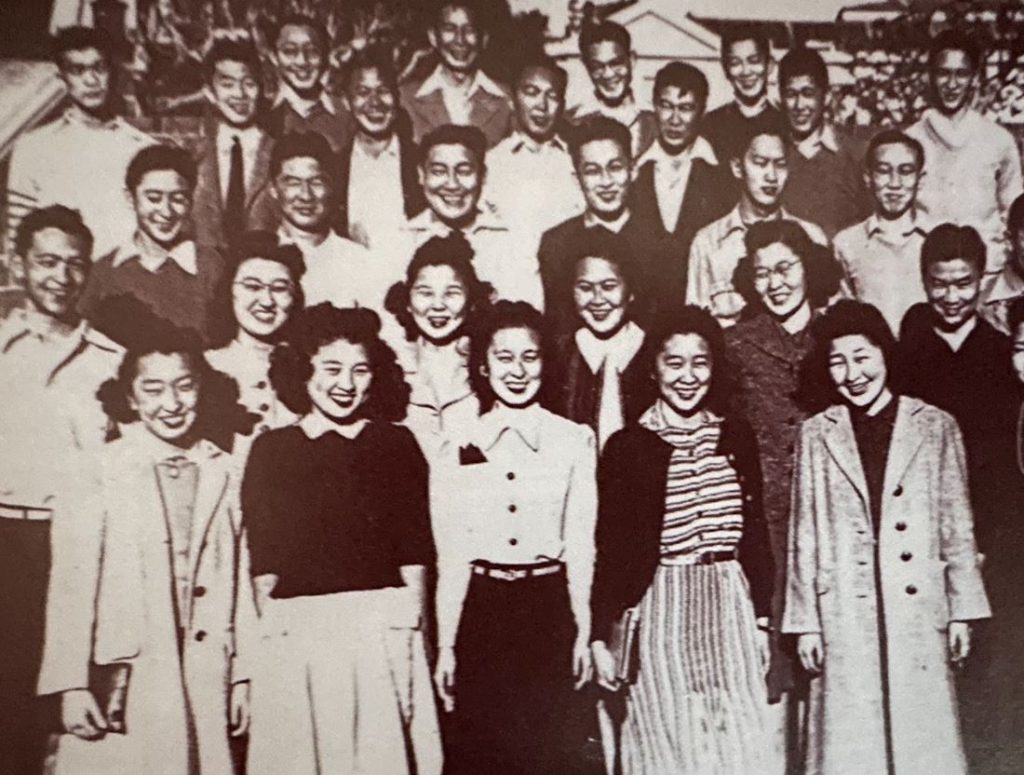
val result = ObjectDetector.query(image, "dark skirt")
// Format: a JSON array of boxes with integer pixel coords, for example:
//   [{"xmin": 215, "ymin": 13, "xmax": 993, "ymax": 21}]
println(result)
[{"xmin": 447, "ymin": 565, "xmax": 586, "ymax": 775}]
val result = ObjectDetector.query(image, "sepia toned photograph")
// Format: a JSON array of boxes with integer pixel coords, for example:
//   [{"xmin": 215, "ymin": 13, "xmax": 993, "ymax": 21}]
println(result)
[{"xmin": 0, "ymin": 0, "xmax": 1022, "ymax": 773}]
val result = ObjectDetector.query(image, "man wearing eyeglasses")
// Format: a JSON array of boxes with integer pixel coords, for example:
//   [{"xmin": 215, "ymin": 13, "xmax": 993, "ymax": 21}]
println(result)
[
  {"xmin": 5, "ymin": 26, "xmax": 154, "ymax": 259},
  {"xmin": 834, "ymin": 130, "xmax": 929, "ymax": 334}
]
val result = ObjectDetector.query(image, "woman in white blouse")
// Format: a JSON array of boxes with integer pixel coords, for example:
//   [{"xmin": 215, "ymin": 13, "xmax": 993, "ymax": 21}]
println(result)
[
  {"xmin": 384, "ymin": 233, "xmax": 492, "ymax": 461},
  {"xmin": 432, "ymin": 300, "xmax": 597, "ymax": 774}
]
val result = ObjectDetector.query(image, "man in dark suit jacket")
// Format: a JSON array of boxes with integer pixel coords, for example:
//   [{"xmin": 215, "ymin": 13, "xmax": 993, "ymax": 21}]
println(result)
[
  {"xmin": 190, "ymin": 37, "xmax": 277, "ymax": 251},
  {"xmin": 538, "ymin": 115, "xmax": 663, "ymax": 331},
  {"xmin": 399, "ymin": 0, "xmax": 513, "ymax": 147},
  {"xmin": 336, "ymin": 47, "xmax": 424, "ymax": 249},
  {"xmin": 631, "ymin": 62, "xmax": 735, "ymax": 306}
]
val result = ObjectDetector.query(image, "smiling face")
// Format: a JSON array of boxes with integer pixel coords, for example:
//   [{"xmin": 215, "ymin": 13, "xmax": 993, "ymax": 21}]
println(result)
[
  {"xmin": 232, "ymin": 257, "xmax": 295, "ymax": 339},
  {"xmin": 484, "ymin": 326, "xmax": 542, "ymax": 408},
  {"xmin": 272, "ymin": 155, "xmax": 331, "ymax": 234},
  {"xmin": 130, "ymin": 351, "xmax": 200, "ymax": 444},
  {"xmin": 828, "ymin": 334, "xmax": 888, "ymax": 410},
  {"xmin": 307, "ymin": 338, "xmax": 373, "ymax": 423},
  {"xmin": 781, "ymin": 74, "xmax": 826, "ymax": 140},
  {"xmin": 16, "ymin": 227, "xmax": 89, "ymax": 322},
  {"xmin": 515, "ymin": 66, "xmax": 562, "ymax": 142},
  {"xmin": 275, "ymin": 23, "xmax": 325, "ymax": 94},
  {"xmin": 409, "ymin": 264, "xmax": 468, "ymax": 342},
  {"xmin": 654, "ymin": 85, "xmax": 701, "ymax": 152},
  {"xmin": 347, "ymin": 65, "xmax": 397, "ymax": 138},
  {"xmin": 577, "ymin": 138, "xmax": 631, "ymax": 219},
  {"xmin": 131, "ymin": 169, "xmax": 192, "ymax": 247},
  {"xmin": 724, "ymin": 39, "xmax": 768, "ymax": 104},
  {"xmin": 420, "ymin": 143, "xmax": 482, "ymax": 225},
  {"xmin": 931, "ymin": 49, "xmax": 976, "ymax": 116},
  {"xmin": 924, "ymin": 258, "xmax": 981, "ymax": 329},
  {"xmin": 428, "ymin": 5, "xmax": 483, "ymax": 75},
  {"xmin": 208, "ymin": 59, "xmax": 260, "ymax": 127},
  {"xmin": 752, "ymin": 241, "xmax": 807, "ymax": 319},
  {"xmin": 655, "ymin": 333, "xmax": 712, "ymax": 415},
  {"xmin": 583, "ymin": 40, "xmax": 631, "ymax": 104},
  {"xmin": 868, "ymin": 141, "xmax": 922, "ymax": 220},
  {"xmin": 60, "ymin": 46, "xmax": 110, "ymax": 113},
  {"xmin": 732, "ymin": 133, "xmax": 788, "ymax": 211},
  {"xmin": 573, "ymin": 256, "xmax": 629, "ymax": 336}
]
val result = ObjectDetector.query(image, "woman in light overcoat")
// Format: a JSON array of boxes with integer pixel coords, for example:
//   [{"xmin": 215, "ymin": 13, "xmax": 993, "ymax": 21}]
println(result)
[{"xmin": 784, "ymin": 300, "xmax": 991, "ymax": 775}]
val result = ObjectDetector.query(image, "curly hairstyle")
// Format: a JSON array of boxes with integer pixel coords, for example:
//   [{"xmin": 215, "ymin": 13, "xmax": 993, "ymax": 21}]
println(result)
[
  {"xmin": 733, "ymin": 220, "xmax": 843, "ymax": 311},
  {"xmin": 268, "ymin": 303, "xmax": 409, "ymax": 421},
  {"xmin": 467, "ymin": 300, "xmax": 551, "ymax": 412},
  {"xmin": 797, "ymin": 299, "xmax": 901, "ymax": 413},
  {"xmin": 645, "ymin": 306, "xmax": 734, "ymax": 416},
  {"xmin": 384, "ymin": 233, "xmax": 493, "ymax": 342},
  {"xmin": 15, "ymin": 205, "xmax": 94, "ymax": 261},
  {"xmin": 561, "ymin": 227, "xmax": 642, "ymax": 321}
]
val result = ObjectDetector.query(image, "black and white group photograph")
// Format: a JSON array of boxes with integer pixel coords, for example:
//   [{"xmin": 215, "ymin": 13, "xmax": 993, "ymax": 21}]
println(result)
[{"xmin": 0, "ymin": 0, "xmax": 1023, "ymax": 773}]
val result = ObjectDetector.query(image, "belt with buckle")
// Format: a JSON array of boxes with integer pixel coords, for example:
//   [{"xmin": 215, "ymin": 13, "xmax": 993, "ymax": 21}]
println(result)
[
  {"xmin": 661, "ymin": 550, "xmax": 737, "ymax": 567},
  {"xmin": 0, "ymin": 503, "xmax": 54, "ymax": 522},
  {"xmin": 471, "ymin": 561, "xmax": 564, "ymax": 582}
]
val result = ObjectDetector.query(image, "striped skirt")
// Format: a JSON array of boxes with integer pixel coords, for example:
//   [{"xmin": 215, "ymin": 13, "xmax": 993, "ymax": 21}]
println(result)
[{"xmin": 621, "ymin": 560, "xmax": 781, "ymax": 775}]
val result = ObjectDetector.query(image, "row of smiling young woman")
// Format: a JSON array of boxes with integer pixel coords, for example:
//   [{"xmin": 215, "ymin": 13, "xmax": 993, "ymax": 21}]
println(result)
[{"xmin": 43, "ymin": 216, "xmax": 988, "ymax": 775}]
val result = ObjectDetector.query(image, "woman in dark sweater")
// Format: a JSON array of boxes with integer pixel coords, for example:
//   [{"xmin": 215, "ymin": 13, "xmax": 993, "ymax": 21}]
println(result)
[
  {"xmin": 241, "ymin": 303, "xmax": 441, "ymax": 775},
  {"xmin": 590, "ymin": 306, "xmax": 776, "ymax": 774}
]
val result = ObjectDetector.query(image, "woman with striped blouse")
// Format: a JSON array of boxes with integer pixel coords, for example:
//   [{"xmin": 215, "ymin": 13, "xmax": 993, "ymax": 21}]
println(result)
[{"xmin": 590, "ymin": 306, "xmax": 779, "ymax": 774}]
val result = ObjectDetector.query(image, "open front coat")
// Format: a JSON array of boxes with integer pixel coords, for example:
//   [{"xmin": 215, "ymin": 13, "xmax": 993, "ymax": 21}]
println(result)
[{"xmin": 783, "ymin": 397, "xmax": 990, "ymax": 775}]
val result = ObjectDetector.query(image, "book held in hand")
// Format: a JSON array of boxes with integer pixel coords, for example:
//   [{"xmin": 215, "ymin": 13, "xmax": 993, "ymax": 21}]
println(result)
[
  {"xmin": 607, "ymin": 607, "xmax": 640, "ymax": 686},
  {"xmin": 89, "ymin": 662, "xmax": 131, "ymax": 735}
]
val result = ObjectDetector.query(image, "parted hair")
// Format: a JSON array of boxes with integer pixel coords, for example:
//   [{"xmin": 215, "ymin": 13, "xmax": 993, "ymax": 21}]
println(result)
[
  {"xmin": 15, "ymin": 205, "xmax": 94, "ymax": 261},
  {"xmin": 563, "ymin": 227, "xmax": 641, "ymax": 309},
  {"xmin": 273, "ymin": 13, "xmax": 329, "ymax": 51},
  {"xmin": 54, "ymin": 25, "xmax": 113, "ymax": 68},
  {"xmin": 733, "ymin": 220, "xmax": 843, "ymax": 310},
  {"xmin": 384, "ymin": 233, "xmax": 494, "ymax": 341},
  {"xmin": 126, "ymin": 144, "xmax": 198, "ymax": 193},
  {"xmin": 269, "ymin": 303, "xmax": 409, "ymax": 421},
  {"xmin": 418, "ymin": 124, "xmax": 488, "ymax": 169},
  {"xmin": 269, "ymin": 130, "xmax": 336, "ymax": 180},
  {"xmin": 468, "ymin": 300, "xmax": 551, "ymax": 411},
  {"xmin": 866, "ymin": 128, "xmax": 925, "ymax": 170},
  {"xmin": 720, "ymin": 25, "xmax": 770, "ymax": 65},
  {"xmin": 653, "ymin": 62, "xmax": 709, "ymax": 112},
  {"xmin": 579, "ymin": 20, "xmax": 631, "ymax": 58},
  {"xmin": 568, "ymin": 114, "xmax": 632, "ymax": 167},
  {"xmin": 920, "ymin": 223, "xmax": 986, "ymax": 277},
  {"xmin": 779, "ymin": 46, "xmax": 829, "ymax": 91},
  {"xmin": 203, "ymin": 36, "xmax": 262, "ymax": 82},
  {"xmin": 343, "ymin": 44, "xmax": 399, "ymax": 94}
]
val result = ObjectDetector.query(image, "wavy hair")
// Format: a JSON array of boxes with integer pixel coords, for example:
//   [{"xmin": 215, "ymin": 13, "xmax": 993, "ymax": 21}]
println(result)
[{"xmin": 467, "ymin": 300, "xmax": 551, "ymax": 412}]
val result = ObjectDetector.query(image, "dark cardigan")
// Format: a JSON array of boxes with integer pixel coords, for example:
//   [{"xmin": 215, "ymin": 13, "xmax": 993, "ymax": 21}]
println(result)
[{"xmin": 591, "ymin": 415, "xmax": 774, "ymax": 642}]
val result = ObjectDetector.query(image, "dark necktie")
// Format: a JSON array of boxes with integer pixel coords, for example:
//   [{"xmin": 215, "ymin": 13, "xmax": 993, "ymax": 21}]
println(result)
[{"xmin": 224, "ymin": 135, "xmax": 246, "ymax": 246}]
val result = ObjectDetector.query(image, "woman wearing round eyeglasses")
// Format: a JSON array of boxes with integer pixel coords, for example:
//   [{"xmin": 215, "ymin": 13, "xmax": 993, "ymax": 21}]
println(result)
[
  {"xmin": 206, "ymin": 232, "xmax": 304, "ymax": 434},
  {"xmin": 784, "ymin": 300, "xmax": 990, "ymax": 775},
  {"xmin": 726, "ymin": 220, "xmax": 844, "ymax": 706}
]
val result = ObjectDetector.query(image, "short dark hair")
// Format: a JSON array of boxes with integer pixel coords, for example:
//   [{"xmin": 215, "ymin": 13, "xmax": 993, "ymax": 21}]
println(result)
[
  {"xmin": 1008, "ymin": 296, "xmax": 1024, "ymax": 337},
  {"xmin": 579, "ymin": 20, "xmax": 631, "ymax": 58},
  {"xmin": 15, "ymin": 205, "xmax": 94, "ymax": 262},
  {"xmin": 568, "ymin": 115, "xmax": 632, "ymax": 168},
  {"xmin": 468, "ymin": 300, "xmax": 550, "ymax": 412},
  {"xmin": 384, "ymin": 233, "xmax": 494, "ymax": 341},
  {"xmin": 343, "ymin": 45, "xmax": 399, "ymax": 94},
  {"xmin": 920, "ymin": 223, "xmax": 986, "ymax": 277},
  {"xmin": 125, "ymin": 144, "xmax": 198, "ymax": 193},
  {"xmin": 929, "ymin": 29, "xmax": 982, "ymax": 72},
  {"xmin": 269, "ymin": 130, "xmax": 336, "ymax": 179},
  {"xmin": 273, "ymin": 13, "xmax": 329, "ymax": 51},
  {"xmin": 720, "ymin": 25, "xmax": 770, "ymax": 66},
  {"xmin": 732, "ymin": 111, "xmax": 789, "ymax": 161},
  {"xmin": 733, "ymin": 220, "xmax": 843, "ymax": 310},
  {"xmin": 269, "ymin": 303, "xmax": 409, "ymax": 421},
  {"xmin": 866, "ymin": 129, "xmax": 925, "ymax": 170},
  {"xmin": 645, "ymin": 306, "xmax": 734, "ymax": 416},
  {"xmin": 53, "ymin": 25, "xmax": 113, "ymax": 69},
  {"xmin": 779, "ymin": 47, "xmax": 829, "ymax": 92},
  {"xmin": 1008, "ymin": 193, "xmax": 1024, "ymax": 238},
  {"xmin": 433, "ymin": 0, "xmax": 484, "ymax": 33},
  {"xmin": 563, "ymin": 228, "xmax": 641, "ymax": 313},
  {"xmin": 418, "ymin": 124, "xmax": 488, "ymax": 169},
  {"xmin": 653, "ymin": 62, "xmax": 709, "ymax": 113},
  {"xmin": 204, "ymin": 36, "xmax": 262, "ymax": 83},
  {"xmin": 515, "ymin": 55, "xmax": 568, "ymax": 99},
  {"xmin": 799, "ymin": 300, "xmax": 900, "ymax": 412}
]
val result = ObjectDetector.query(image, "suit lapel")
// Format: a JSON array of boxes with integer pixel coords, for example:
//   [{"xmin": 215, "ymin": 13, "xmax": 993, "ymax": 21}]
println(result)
[
  {"xmin": 744, "ymin": 315, "xmax": 798, "ymax": 365},
  {"xmin": 822, "ymin": 405, "xmax": 871, "ymax": 516},
  {"xmin": 412, "ymin": 90, "xmax": 450, "ymax": 132},
  {"xmin": 882, "ymin": 397, "xmax": 926, "ymax": 496},
  {"xmin": 245, "ymin": 131, "xmax": 274, "ymax": 209},
  {"xmin": 470, "ymin": 91, "xmax": 502, "ymax": 134}
]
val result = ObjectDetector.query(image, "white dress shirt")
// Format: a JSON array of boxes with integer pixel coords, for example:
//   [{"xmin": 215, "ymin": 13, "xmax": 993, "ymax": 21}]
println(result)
[
  {"xmin": 636, "ymin": 136, "xmax": 718, "ymax": 234},
  {"xmin": 216, "ymin": 123, "xmax": 263, "ymax": 201},
  {"xmin": 415, "ymin": 65, "xmax": 508, "ymax": 126},
  {"xmin": 277, "ymin": 225, "xmax": 387, "ymax": 312},
  {"xmin": 347, "ymin": 133, "xmax": 406, "ymax": 250}
]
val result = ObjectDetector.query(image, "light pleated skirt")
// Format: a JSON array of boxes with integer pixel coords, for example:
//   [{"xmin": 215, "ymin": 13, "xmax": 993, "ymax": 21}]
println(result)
[
  {"xmin": 621, "ymin": 560, "xmax": 781, "ymax": 775},
  {"xmin": 247, "ymin": 588, "xmax": 442, "ymax": 775}
]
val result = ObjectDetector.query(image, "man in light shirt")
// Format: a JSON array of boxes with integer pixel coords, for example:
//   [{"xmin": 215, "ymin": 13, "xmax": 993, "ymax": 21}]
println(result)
[
  {"xmin": 338, "ymin": 47, "xmax": 425, "ymax": 250},
  {"xmin": 191, "ymin": 37, "xmax": 278, "ymax": 250},
  {"xmin": 485, "ymin": 56, "xmax": 584, "ymax": 251},
  {"xmin": 907, "ymin": 30, "xmax": 1023, "ymax": 276},
  {"xmin": 632, "ymin": 62, "xmax": 734, "ymax": 305},
  {"xmin": 400, "ymin": 1, "xmax": 513, "ymax": 147},
  {"xmin": 269, "ymin": 131, "xmax": 380, "ymax": 311},
  {"xmin": 5, "ymin": 26, "xmax": 154, "ymax": 259},
  {"xmin": 267, "ymin": 13, "xmax": 352, "ymax": 151},
  {"xmin": 980, "ymin": 194, "xmax": 1024, "ymax": 334},
  {"xmin": 687, "ymin": 118, "xmax": 827, "ymax": 326},
  {"xmin": 834, "ymin": 130, "xmax": 929, "ymax": 334},
  {"xmin": 567, "ymin": 20, "xmax": 655, "ymax": 159}
]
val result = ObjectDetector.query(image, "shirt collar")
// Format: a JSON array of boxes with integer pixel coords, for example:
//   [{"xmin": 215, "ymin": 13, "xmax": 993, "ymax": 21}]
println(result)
[
  {"xmin": 637, "ymin": 135, "xmax": 718, "ymax": 170},
  {"xmin": 722, "ymin": 204, "xmax": 795, "ymax": 238},
  {"xmin": 120, "ymin": 422, "xmax": 208, "ymax": 466},
  {"xmin": 62, "ymin": 103, "xmax": 122, "ymax": 131},
  {"xmin": 299, "ymin": 412, "xmax": 368, "ymax": 440},
  {"xmin": 509, "ymin": 131, "xmax": 567, "ymax": 154},
  {"xmin": 639, "ymin": 399, "xmax": 719, "ymax": 433},
  {"xmin": 865, "ymin": 212, "xmax": 927, "ymax": 240},
  {"xmin": 353, "ymin": 131, "xmax": 399, "ymax": 159},
  {"xmin": 409, "ymin": 204, "xmax": 505, "ymax": 235},
  {"xmin": 584, "ymin": 208, "xmax": 630, "ymax": 233},
  {"xmin": 575, "ymin": 321, "xmax": 644, "ymax": 374},
  {"xmin": 794, "ymin": 122, "xmax": 839, "ymax": 159},
  {"xmin": 416, "ymin": 65, "xmax": 506, "ymax": 100},
  {"xmin": 0, "ymin": 307, "xmax": 87, "ymax": 352},
  {"xmin": 476, "ymin": 402, "xmax": 544, "ymax": 453},
  {"xmin": 273, "ymin": 82, "xmax": 335, "ymax": 117},
  {"xmin": 984, "ymin": 264, "xmax": 1024, "ymax": 304},
  {"xmin": 111, "ymin": 236, "xmax": 198, "ymax": 275},
  {"xmin": 735, "ymin": 95, "xmax": 771, "ymax": 119},
  {"xmin": 216, "ymin": 121, "xmax": 263, "ymax": 150}
]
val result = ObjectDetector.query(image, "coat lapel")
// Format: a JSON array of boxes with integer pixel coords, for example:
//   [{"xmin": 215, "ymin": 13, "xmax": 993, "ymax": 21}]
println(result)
[
  {"xmin": 470, "ymin": 91, "xmax": 503, "ymax": 134},
  {"xmin": 882, "ymin": 396, "xmax": 926, "ymax": 496},
  {"xmin": 245, "ymin": 132, "xmax": 274, "ymax": 209},
  {"xmin": 822, "ymin": 404, "xmax": 871, "ymax": 516},
  {"xmin": 187, "ymin": 442, "xmax": 230, "ymax": 586}
]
